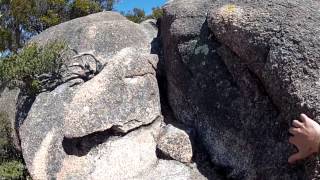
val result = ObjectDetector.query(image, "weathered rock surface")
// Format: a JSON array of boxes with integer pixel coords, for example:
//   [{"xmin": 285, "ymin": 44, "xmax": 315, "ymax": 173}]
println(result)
[
  {"xmin": 0, "ymin": 87, "xmax": 19, "ymax": 124},
  {"xmin": 157, "ymin": 124, "xmax": 193, "ymax": 163},
  {"xmin": 140, "ymin": 19, "xmax": 158, "ymax": 42},
  {"xmin": 29, "ymin": 11, "xmax": 156, "ymax": 91},
  {"xmin": 208, "ymin": 0, "xmax": 320, "ymax": 122},
  {"xmin": 19, "ymin": 12, "xmax": 209, "ymax": 180},
  {"xmin": 30, "ymin": 11, "xmax": 151, "ymax": 62},
  {"xmin": 138, "ymin": 160, "xmax": 207, "ymax": 180},
  {"xmin": 0, "ymin": 87, "xmax": 21, "ymax": 150},
  {"xmin": 62, "ymin": 49, "xmax": 160, "ymax": 137},
  {"xmin": 161, "ymin": 0, "xmax": 320, "ymax": 179},
  {"xmin": 58, "ymin": 117, "xmax": 162, "ymax": 180},
  {"xmin": 14, "ymin": 0, "xmax": 320, "ymax": 178}
]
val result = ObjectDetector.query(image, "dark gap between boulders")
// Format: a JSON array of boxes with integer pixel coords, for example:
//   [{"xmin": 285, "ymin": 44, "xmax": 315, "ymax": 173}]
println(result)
[
  {"xmin": 63, "ymin": 116, "xmax": 161, "ymax": 157},
  {"xmin": 62, "ymin": 128, "xmax": 121, "ymax": 156}
]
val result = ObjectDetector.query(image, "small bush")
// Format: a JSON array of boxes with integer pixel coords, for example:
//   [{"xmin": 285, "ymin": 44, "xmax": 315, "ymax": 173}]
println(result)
[
  {"xmin": 0, "ymin": 112, "xmax": 11, "ymax": 159},
  {"xmin": 123, "ymin": 7, "xmax": 164, "ymax": 24},
  {"xmin": 151, "ymin": 7, "xmax": 164, "ymax": 20},
  {"xmin": 0, "ymin": 161, "xmax": 25, "ymax": 179},
  {"xmin": 0, "ymin": 112, "xmax": 26, "ymax": 179},
  {"xmin": 124, "ymin": 8, "xmax": 146, "ymax": 23},
  {"xmin": 0, "ymin": 41, "xmax": 67, "ymax": 94}
]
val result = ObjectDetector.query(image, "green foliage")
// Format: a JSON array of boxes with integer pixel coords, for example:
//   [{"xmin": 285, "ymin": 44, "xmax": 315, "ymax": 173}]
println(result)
[
  {"xmin": 0, "ymin": 27, "xmax": 11, "ymax": 52},
  {"xmin": 70, "ymin": 0, "xmax": 102, "ymax": 19},
  {"xmin": 40, "ymin": 10, "xmax": 64, "ymax": 28},
  {"xmin": 0, "ymin": 41, "xmax": 66, "ymax": 94},
  {"xmin": 0, "ymin": 161, "xmax": 25, "ymax": 179},
  {"xmin": 124, "ymin": 8, "xmax": 146, "ymax": 23},
  {"xmin": 0, "ymin": 0, "xmax": 119, "ymax": 53},
  {"xmin": 0, "ymin": 112, "xmax": 26, "ymax": 180},
  {"xmin": 30, "ymin": 79, "xmax": 42, "ymax": 95},
  {"xmin": 151, "ymin": 7, "xmax": 164, "ymax": 20},
  {"xmin": 105, "ymin": 0, "xmax": 119, "ymax": 11},
  {"xmin": 123, "ymin": 7, "xmax": 164, "ymax": 23},
  {"xmin": 10, "ymin": 0, "xmax": 35, "ymax": 25},
  {"xmin": 0, "ymin": 112, "xmax": 11, "ymax": 154}
]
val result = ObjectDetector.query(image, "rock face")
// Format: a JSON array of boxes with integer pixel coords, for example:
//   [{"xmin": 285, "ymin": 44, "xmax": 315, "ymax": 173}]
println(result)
[
  {"xmin": 140, "ymin": 19, "xmax": 158, "ymax": 42},
  {"xmin": 19, "ymin": 12, "xmax": 207, "ymax": 180},
  {"xmin": 0, "ymin": 87, "xmax": 21, "ymax": 150},
  {"xmin": 8, "ymin": 0, "xmax": 320, "ymax": 179},
  {"xmin": 157, "ymin": 124, "xmax": 193, "ymax": 163},
  {"xmin": 30, "ymin": 12, "xmax": 150, "ymax": 62},
  {"xmin": 162, "ymin": 0, "xmax": 320, "ymax": 179}
]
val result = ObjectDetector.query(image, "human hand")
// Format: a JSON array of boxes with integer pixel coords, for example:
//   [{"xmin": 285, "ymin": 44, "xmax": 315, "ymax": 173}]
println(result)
[{"xmin": 288, "ymin": 114, "xmax": 320, "ymax": 164}]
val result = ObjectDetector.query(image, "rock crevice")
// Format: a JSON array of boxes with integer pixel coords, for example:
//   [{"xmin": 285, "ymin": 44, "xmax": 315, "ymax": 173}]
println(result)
[{"xmin": 62, "ymin": 115, "xmax": 162, "ymax": 157}]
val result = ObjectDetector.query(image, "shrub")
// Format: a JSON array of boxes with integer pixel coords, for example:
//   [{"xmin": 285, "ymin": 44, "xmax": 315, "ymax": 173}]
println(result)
[
  {"xmin": 151, "ymin": 7, "xmax": 164, "ymax": 20},
  {"xmin": 124, "ymin": 8, "xmax": 146, "ymax": 23},
  {"xmin": 0, "ymin": 112, "xmax": 26, "ymax": 179},
  {"xmin": 0, "ymin": 112, "xmax": 11, "ymax": 161},
  {"xmin": 123, "ymin": 7, "xmax": 164, "ymax": 24},
  {"xmin": 0, "ymin": 41, "xmax": 67, "ymax": 94},
  {"xmin": 0, "ymin": 161, "xmax": 25, "ymax": 179}
]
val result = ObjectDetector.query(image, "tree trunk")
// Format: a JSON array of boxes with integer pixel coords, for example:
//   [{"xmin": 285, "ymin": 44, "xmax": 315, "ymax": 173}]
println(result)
[{"xmin": 12, "ymin": 23, "xmax": 21, "ymax": 53}]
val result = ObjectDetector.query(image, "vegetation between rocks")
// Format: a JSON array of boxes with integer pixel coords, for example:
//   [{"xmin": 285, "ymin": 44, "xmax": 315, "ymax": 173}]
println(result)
[
  {"xmin": 0, "ymin": 112, "xmax": 26, "ymax": 179},
  {"xmin": 123, "ymin": 7, "xmax": 164, "ymax": 23},
  {"xmin": 0, "ymin": 41, "xmax": 67, "ymax": 94}
]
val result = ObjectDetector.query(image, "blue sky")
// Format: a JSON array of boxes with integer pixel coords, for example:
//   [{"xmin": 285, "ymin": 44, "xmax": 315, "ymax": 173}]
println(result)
[{"xmin": 115, "ymin": 0, "xmax": 167, "ymax": 15}]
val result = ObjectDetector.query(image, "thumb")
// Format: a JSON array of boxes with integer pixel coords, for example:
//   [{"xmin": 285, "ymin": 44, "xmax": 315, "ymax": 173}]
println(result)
[
  {"xmin": 300, "ymin": 114, "xmax": 310, "ymax": 123},
  {"xmin": 288, "ymin": 152, "xmax": 303, "ymax": 164}
]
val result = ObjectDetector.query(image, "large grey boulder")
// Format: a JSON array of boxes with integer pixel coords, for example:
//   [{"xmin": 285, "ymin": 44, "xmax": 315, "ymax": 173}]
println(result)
[
  {"xmin": 19, "ymin": 12, "xmax": 208, "ymax": 180},
  {"xmin": 208, "ymin": 0, "xmax": 320, "ymax": 122},
  {"xmin": 29, "ymin": 11, "xmax": 155, "ymax": 90},
  {"xmin": 161, "ymin": 0, "xmax": 320, "ymax": 179},
  {"xmin": 207, "ymin": 0, "xmax": 320, "ymax": 178},
  {"xmin": 30, "ymin": 12, "xmax": 151, "ymax": 62}
]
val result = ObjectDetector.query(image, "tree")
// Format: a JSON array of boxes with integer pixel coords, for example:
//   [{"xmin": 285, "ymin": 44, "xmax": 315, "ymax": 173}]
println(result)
[
  {"xmin": 0, "ymin": 41, "xmax": 67, "ymax": 94},
  {"xmin": 123, "ymin": 7, "xmax": 164, "ymax": 24},
  {"xmin": 0, "ymin": 112, "xmax": 26, "ymax": 179},
  {"xmin": 150, "ymin": 7, "xmax": 163, "ymax": 20},
  {"xmin": 69, "ymin": 0, "xmax": 102, "ymax": 19},
  {"xmin": 104, "ymin": 0, "xmax": 119, "ymax": 11},
  {"xmin": 0, "ymin": 0, "xmax": 36, "ymax": 52},
  {"xmin": 35, "ymin": 0, "xmax": 69, "ymax": 29},
  {"xmin": 123, "ymin": 8, "xmax": 146, "ymax": 23}
]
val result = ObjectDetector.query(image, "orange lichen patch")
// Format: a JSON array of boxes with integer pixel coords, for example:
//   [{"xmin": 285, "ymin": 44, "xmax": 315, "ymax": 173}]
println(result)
[
  {"xmin": 218, "ymin": 4, "xmax": 243, "ymax": 21},
  {"xmin": 225, "ymin": 4, "xmax": 237, "ymax": 13}
]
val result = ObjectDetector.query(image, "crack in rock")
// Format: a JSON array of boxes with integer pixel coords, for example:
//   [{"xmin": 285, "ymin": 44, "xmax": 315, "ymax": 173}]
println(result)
[
  {"xmin": 62, "ymin": 115, "xmax": 162, "ymax": 156},
  {"xmin": 124, "ymin": 72, "xmax": 155, "ymax": 79}
]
